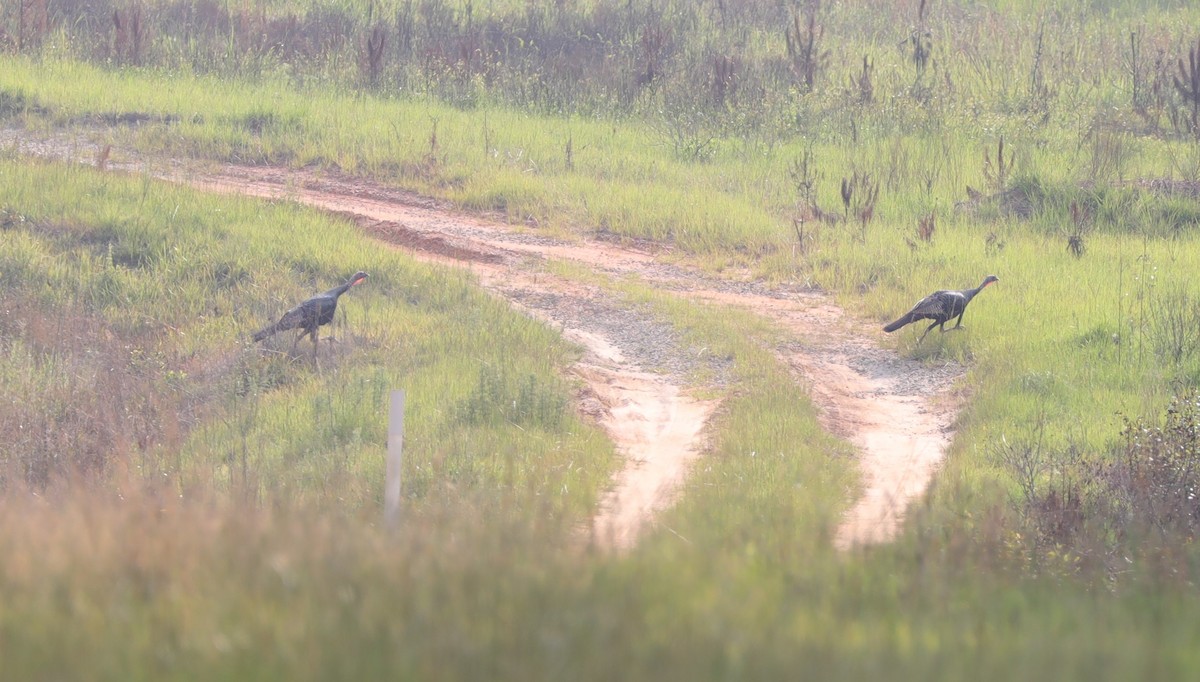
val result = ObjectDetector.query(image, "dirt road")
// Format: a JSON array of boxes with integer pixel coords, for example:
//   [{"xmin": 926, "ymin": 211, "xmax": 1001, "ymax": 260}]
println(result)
[{"xmin": 3, "ymin": 129, "xmax": 964, "ymax": 550}]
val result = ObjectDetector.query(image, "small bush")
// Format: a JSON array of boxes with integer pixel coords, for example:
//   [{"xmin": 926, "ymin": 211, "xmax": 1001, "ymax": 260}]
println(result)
[
  {"xmin": 454, "ymin": 365, "xmax": 565, "ymax": 430},
  {"xmin": 1145, "ymin": 285, "xmax": 1200, "ymax": 365},
  {"xmin": 0, "ymin": 87, "xmax": 29, "ymax": 117},
  {"xmin": 1014, "ymin": 393, "xmax": 1200, "ymax": 569},
  {"xmin": 1109, "ymin": 392, "xmax": 1200, "ymax": 536}
]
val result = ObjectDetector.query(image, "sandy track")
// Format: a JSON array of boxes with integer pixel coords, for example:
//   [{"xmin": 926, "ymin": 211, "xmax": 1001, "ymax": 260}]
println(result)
[
  {"xmin": 576, "ymin": 361, "xmax": 718, "ymax": 550},
  {"xmin": 3, "ymin": 130, "xmax": 964, "ymax": 550}
]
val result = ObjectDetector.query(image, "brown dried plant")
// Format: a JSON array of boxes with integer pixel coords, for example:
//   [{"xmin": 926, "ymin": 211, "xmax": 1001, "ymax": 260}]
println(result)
[
  {"xmin": 1128, "ymin": 32, "xmax": 1173, "ymax": 134},
  {"xmin": 917, "ymin": 212, "xmax": 936, "ymax": 243},
  {"xmin": 636, "ymin": 21, "xmax": 671, "ymax": 88},
  {"xmin": 112, "ymin": 4, "xmax": 144, "ymax": 66},
  {"xmin": 851, "ymin": 55, "xmax": 874, "ymax": 105},
  {"xmin": 1066, "ymin": 200, "xmax": 1092, "ymax": 258},
  {"xmin": 793, "ymin": 217, "xmax": 814, "ymax": 256},
  {"xmin": 841, "ymin": 171, "xmax": 880, "ymax": 242},
  {"xmin": 983, "ymin": 136, "xmax": 1015, "ymax": 193},
  {"xmin": 786, "ymin": 1, "xmax": 829, "ymax": 93},
  {"xmin": 1173, "ymin": 36, "xmax": 1200, "ymax": 138},
  {"xmin": 789, "ymin": 149, "xmax": 822, "ymax": 213},
  {"xmin": 17, "ymin": 0, "xmax": 50, "ymax": 52},
  {"xmin": 907, "ymin": 0, "xmax": 932, "ymax": 87},
  {"xmin": 789, "ymin": 151, "xmax": 837, "ymax": 230},
  {"xmin": 712, "ymin": 54, "xmax": 738, "ymax": 107},
  {"xmin": 95, "ymin": 145, "xmax": 111, "ymax": 172},
  {"xmin": 364, "ymin": 23, "xmax": 387, "ymax": 85}
]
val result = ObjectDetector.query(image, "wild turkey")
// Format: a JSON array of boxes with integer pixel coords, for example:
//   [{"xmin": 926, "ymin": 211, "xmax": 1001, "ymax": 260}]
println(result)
[
  {"xmin": 883, "ymin": 275, "xmax": 998, "ymax": 343},
  {"xmin": 253, "ymin": 271, "xmax": 368, "ymax": 357}
]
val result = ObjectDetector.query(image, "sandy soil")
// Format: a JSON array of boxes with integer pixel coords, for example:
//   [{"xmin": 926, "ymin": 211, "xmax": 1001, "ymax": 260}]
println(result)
[{"xmin": 2, "ymin": 129, "xmax": 965, "ymax": 551}]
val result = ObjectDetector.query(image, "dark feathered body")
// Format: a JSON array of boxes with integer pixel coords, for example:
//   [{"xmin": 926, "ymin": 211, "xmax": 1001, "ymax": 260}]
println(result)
[
  {"xmin": 883, "ymin": 275, "xmax": 998, "ymax": 342},
  {"xmin": 253, "ymin": 271, "xmax": 368, "ymax": 345}
]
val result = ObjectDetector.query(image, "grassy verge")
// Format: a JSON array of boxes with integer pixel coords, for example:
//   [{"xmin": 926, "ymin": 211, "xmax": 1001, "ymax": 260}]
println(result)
[{"xmin": 0, "ymin": 156, "xmax": 615, "ymax": 516}]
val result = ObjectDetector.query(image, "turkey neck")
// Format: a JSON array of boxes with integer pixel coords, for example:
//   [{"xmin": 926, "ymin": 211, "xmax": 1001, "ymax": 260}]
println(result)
[{"xmin": 963, "ymin": 279, "xmax": 991, "ymax": 301}]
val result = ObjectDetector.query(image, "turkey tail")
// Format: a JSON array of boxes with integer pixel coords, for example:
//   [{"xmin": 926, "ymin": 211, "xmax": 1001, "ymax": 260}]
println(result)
[
  {"xmin": 252, "ymin": 324, "xmax": 280, "ymax": 342},
  {"xmin": 883, "ymin": 313, "xmax": 915, "ymax": 333}
]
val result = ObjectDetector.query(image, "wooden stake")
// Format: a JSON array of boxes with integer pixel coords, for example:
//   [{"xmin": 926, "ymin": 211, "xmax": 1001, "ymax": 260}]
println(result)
[{"xmin": 385, "ymin": 389, "xmax": 406, "ymax": 526}]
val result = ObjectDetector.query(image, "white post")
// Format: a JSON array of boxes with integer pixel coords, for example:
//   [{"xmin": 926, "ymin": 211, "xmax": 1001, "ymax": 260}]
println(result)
[{"xmin": 385, "ymin": 389, "xmax": 406, "ymax": 526}]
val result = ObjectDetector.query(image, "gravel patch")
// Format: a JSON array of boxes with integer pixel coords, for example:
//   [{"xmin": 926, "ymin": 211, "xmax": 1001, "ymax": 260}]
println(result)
[{"xmin": 504, "ymin": 287, "xmax": 730, "ymax": 383}]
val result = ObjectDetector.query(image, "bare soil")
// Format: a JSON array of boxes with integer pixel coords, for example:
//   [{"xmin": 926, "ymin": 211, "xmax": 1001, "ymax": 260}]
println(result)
[{"xmin": 2, "ymin": 129, "xmax": 965, "ymax": 551}]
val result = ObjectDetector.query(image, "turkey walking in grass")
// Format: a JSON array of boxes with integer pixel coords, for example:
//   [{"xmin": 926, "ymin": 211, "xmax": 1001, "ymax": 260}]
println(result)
[
  {"xmin": 883, "ymin": 275, "xmax": 998, "ymax": 344},
  {"xmin": 253, "ymin": 271, "xmax": 369, "ymax": 359}
]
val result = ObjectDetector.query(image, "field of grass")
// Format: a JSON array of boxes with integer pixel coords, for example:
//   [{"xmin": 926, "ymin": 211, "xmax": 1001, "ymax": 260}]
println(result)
[
  {"xmin": 6, "ymin": 0, "xmax": 1200, "ymax": 678},
  {"xmin": 0, "ymin": 155, "xmax": 624, "ymax": 507},
  {"xmin": 6, "ymin": 161, "xmax": 1200, "ymax": 679}
]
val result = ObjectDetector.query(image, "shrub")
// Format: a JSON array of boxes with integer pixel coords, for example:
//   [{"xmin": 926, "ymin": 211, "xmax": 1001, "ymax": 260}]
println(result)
[{"xmin": 1109, "ymin": 392, "xmax": 1200, "ymax": 537}]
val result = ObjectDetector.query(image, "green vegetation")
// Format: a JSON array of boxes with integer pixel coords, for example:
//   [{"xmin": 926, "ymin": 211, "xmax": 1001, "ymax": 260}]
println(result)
[
  {"xmin": 0, "ymin": 157, "xmax": 615, "ymax": 512},
  {"xmin": 5, "ymin": 0, "xmax": 1200, "ymax": 678}
]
